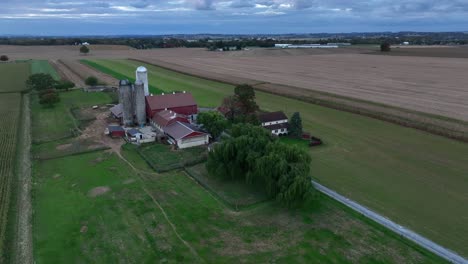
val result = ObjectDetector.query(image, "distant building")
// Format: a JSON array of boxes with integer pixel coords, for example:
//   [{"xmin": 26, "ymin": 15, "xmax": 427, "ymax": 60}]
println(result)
[
  {"xmin": 145, "ymin": 92, "xmax": 197, "ymax": 119},
  {"xmin": 258, "ymin": 111, "xmax": 289, "ymax": 136},
  {"xmin": 164, "ymin": 121, "xmax": 209, "ymax": 149}
]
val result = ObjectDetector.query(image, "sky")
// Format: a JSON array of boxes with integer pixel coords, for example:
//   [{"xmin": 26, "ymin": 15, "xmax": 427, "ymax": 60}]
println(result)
[{"xmin": 0, "ymin": 0, "xmax": 467, "ymax": 35}]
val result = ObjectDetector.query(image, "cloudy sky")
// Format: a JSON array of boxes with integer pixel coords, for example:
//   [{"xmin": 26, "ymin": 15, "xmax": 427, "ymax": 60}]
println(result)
[{"xmin": 0, "ymin": 0, "xmax": 467, "ymax": 35}]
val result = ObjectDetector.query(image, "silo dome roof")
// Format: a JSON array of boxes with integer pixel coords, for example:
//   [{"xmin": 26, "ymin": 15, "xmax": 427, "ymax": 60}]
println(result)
[{"xmin": 136, "ymin": 66, "xmax": 147, "ymax": 72}]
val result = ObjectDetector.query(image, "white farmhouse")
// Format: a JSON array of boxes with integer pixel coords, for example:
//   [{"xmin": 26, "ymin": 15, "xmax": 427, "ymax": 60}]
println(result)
[{"xmin": 258, "ymin": 111, "xmax": 289, "ymax": 136}]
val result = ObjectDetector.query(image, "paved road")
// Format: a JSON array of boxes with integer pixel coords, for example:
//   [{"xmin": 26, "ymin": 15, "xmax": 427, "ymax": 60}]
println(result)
[{"xmin": 312, "ymin": 181, "xmax": 468, "ymax": 264}]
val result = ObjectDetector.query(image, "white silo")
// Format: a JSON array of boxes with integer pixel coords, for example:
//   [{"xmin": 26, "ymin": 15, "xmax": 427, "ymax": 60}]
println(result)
[
  {"xmin": 136, "ymin": 66, "xmax": 149, "ymax": 96},
  {"xmin": 134, "ymin": 81, "xmax": 146, "ymax": 126}
]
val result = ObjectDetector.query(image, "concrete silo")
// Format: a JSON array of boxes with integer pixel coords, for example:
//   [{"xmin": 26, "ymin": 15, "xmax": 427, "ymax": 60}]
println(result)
[
  {"xmin": 134, "ymin": 81, "xmax": 146, "ymax": 126},
  {"xmin": 119, "ymin": 79, "xmax": 134, "ymax": 127},
  {"xmin": 136, "ymin": 66, "xmax": 149, "ymax": 96}
]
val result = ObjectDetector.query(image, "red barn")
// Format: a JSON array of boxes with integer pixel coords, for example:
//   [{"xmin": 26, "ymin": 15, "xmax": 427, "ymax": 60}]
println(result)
[
  {"xmin": 145, "ymin": 92, "xmax": 197, "ymax": 118},
  {"xmin": 151, "ymin": 109, "xmax": 189, "ymax": 131}
]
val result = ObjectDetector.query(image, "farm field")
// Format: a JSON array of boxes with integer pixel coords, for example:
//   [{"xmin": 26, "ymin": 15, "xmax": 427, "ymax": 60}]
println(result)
[
  {"xmin": 137, "ymin": 49, "xmax": 468, "ymax": 122},
  {"xmin": 0, "ymin": 62, "xmax": 30, "ymax": 92},
  {"xmin": 30, "ymin": 60, "xmax": 60, "ymax": 80},
  {"xmin": 5, "ymin": 45, "xmax": 468, "ymax": 122},
  {"xmin": 85, "ymin": 59, "xmax": 468, "ymax": 257},
  {"xmin": 0, "ymin": 93, "xmax": 23, "ymax": 261},
  {"xmin": 31, "ymin": 148, "xmax": 444, "ymax": 263}
]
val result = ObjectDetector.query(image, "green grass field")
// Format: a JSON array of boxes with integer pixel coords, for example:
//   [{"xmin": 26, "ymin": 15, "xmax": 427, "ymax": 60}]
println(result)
[
  {"xmin": 30, "ymin": 60, "xmax": 114, "ymax": 142},
  {"xmin": 31, "ymin": 90, "xmax": 114, "ymax": 142},
  {"xmin": 83, "ymin": 59, "xmax": 233, "ymax": 107},
  {"xmin": 30, "ymin": 60, "xmax": 60, "ymax": 80},
  {"xmin": 32, "ymin": 149, "xmax": 444, "ymax": 263},
  {"xmin": 85, "ymin": 59, "xmax": 468, "ymax": 257},
  {"xmin": 137, "ymin": 144, "xmax": 207, "ymax": 172},
  {"xmin": 0, "ymin": 62, "xmax": 30, "ymax": 92},
  {"xmin": 185, "ymin": 163, "xmax": 268, "ymax": 208},
  {"xmin": 32, "ymin": 151, "xmax": 194, "ymax": 263}
]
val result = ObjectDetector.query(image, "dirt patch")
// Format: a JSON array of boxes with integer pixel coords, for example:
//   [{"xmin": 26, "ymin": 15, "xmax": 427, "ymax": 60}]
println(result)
[
  {"xmin": 87, "ymin": 186, "xmax": 111, "ymax": 197},
  {"xmin": 56, "ymin": 143, "xmax": 72, "ymax": 151},
  {"xmin": 53, "ymin": 173, "xmax": 61, "ymax": 179},
  {"xmin": 80, "ymin": 226, "xmax": 88, "ymax": 233},
  {"xmin": 123, "ymin": 179, "xmax": 135, "ymax": 185}
]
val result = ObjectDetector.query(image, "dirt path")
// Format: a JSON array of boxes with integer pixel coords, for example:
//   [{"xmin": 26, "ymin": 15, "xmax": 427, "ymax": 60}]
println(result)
[{"xmin": 13, "ymin": 94, "xmax": 33, "ymax": 264}]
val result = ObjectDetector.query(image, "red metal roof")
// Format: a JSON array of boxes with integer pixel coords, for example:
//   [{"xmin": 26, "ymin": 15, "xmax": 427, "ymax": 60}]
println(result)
[
  {"xmin": 152, "ymin": 110, "xmax": 189, "ymax": 128},
  {"xmin": 164, "ymin": 121, "xmax": 207, "ymax": 140},
  {"xmin": 146, "ymin": 92, "xmax": 196, "ymax": 111}
]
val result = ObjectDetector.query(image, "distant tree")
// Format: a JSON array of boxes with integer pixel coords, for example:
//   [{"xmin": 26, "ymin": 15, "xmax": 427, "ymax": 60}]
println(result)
[
  {"xmin": 0, "ymin": 55, "xmax": 9, "ymax": 61},
  {"xmin": 80, "ymin": 45, "xmax": 90, "ymax": 55},
  {"xmin": 55, "ymin": 80, "xmax": 75, "ymax": 91},
  {"xmin": 39, "ymin": 89, "xmax": 60, "ymax": 107},
  {"xmin": 85, "ymin": 76, "xmax": 98, "ymax": 86},
  {"xmin": 219, "ymin": 95, "xmax": 240, "ymax": 121},
  {"xmin": 289, "ymin": 112, "xmax": 303, "ymax": 138},
  {"xmin": 26, "ymin": 73, "xmax": 57, "ymax": 91},
  {"xmin": 380, "ymin": 43, "xmax": 391, "ymax": 52},
  {"xmin": 197, "ymin": 111, "xmax": 228, "ymax": 139}
]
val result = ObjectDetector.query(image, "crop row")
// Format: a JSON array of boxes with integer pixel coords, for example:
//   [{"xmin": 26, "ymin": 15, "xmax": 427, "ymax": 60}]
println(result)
[{"xmin": 0, "ymin": 94, "xmax": 22, "ymax": 257}]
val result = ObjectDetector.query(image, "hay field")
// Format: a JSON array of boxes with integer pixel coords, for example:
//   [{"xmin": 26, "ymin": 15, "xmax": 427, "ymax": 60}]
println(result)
[
  {"xmin": 3, "ymin": 45, "xmax": 468, "ymax": 122},
  {"xmin": 138, "ymin": 49, "xmax": 468, "ymax": 122}
]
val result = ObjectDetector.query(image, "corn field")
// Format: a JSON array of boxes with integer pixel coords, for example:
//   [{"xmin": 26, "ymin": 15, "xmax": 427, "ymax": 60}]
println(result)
[{"xmin": 0, "ymin": 93, "xmax": 22, "ymax": 256}]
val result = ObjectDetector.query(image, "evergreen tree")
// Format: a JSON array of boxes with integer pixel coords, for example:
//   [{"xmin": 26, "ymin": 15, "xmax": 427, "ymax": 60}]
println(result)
[{"xmin": 289, "ymin": 112, "xmax": 303, "ymax": 138}]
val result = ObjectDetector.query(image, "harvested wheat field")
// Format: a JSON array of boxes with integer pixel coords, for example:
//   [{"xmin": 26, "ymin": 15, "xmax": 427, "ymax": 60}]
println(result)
[
  {"xmin": 3, "ymin": 45, "xmax": 468, "ymax": 122},
  {"xmin": 136, "ymin": 48, "xmax": 468, "ymax": 122}
]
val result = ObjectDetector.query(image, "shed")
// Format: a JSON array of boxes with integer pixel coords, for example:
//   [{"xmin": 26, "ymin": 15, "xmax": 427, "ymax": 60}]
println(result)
[{"xmin": 108, "ymin": 125, "xmax": 125, "ymax": 138}]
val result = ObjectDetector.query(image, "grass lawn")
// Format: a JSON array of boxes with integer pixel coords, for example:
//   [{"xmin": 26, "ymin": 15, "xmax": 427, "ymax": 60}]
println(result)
[
  {"xmin": 86, "ymin": 58, "xmax": 468, "ymax": 257},
  {"xmin": 0, "ymin": 62, "xmax": 30, "ymax": 92},
  {"xmin": 279, "ymin": 136, "xmax": 311, "ymax": 150},
  {"xmin": 138, "ymin": 143, "xmax": 207, "ymax": 172},
  {"xmin": 185, "ymin": 163, "xmax": 268, "ymax": 208}
]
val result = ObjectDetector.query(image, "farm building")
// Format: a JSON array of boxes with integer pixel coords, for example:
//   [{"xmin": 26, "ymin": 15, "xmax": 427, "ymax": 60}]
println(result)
[
  {"xmin": 110, "ymin": 104, "xmax": 123, "ymax": 119},
  {"xmin": 164, "ymin": 121, "xmax": 209, "ymax": 149},
  {"xmin": 106, "ymin": 125, "xmax": 125, "ymax": 138},
  {"xmin": 151, "ymin": 109, "xmax": 189, "ymax": 132},
  {"xmin": 145, "ymin": 92, "xmax": 197, "ymax": 118},
  {"xmin": 259, "ymin": 111, "xmax": 289, "ymax": 136}
]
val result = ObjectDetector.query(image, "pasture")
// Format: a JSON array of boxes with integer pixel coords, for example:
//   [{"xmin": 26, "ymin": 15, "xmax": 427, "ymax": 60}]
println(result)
[
  {"xmin": 85, "ymin": 59, "xmax": 468, "ymax": 257},
  {"xmin": 30, "ymin": 60, "xmax": 60, "ymax": 80},
  {"xmin": 31, "ymin": 149, "xmax": 444, "ymax": 263}
]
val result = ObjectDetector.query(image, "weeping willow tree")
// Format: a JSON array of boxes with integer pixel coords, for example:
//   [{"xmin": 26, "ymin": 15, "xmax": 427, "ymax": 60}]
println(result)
[{"xmin": 207, "ymin": 123, "xmax": 314, "ymax": 207}]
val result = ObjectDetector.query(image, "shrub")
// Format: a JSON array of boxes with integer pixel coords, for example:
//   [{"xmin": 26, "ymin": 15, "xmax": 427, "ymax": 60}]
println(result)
[
  {"xmin": 85, "ymin": 76, "xmax": 99, "ymax": 86},
  {"xmin": 380, "ymin": 43, "xmax": 391, "ymax": 52},
  {"xmin": 0, "ymin": 55, "xmax": 8, "ymax": 61}
]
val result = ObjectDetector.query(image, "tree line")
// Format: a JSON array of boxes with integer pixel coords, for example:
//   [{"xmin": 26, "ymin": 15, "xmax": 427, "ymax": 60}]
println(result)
[{"xmin": 26, "ymin": 73, "xmax": 74, "ymax": 107}]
